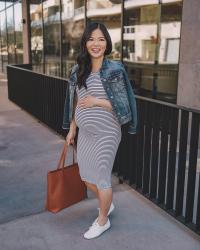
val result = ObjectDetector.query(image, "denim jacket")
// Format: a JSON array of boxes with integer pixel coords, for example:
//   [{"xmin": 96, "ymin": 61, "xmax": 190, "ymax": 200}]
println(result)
[{"xmin": 62, "ymin": 58, "xmax": 138, "ymax": 134}]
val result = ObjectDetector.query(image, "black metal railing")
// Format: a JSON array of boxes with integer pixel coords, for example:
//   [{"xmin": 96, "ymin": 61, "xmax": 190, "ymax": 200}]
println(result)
[
  {"xmin": 7, "ymin": 64, "xmax": 67, "ymax": 137},
  {"xmin": 114, "ymin": 97, "xmax": 200, "ymax": 235},
  {"xmin": 7, "ymin": 64, "xmax": 200, "ymax": 235}
]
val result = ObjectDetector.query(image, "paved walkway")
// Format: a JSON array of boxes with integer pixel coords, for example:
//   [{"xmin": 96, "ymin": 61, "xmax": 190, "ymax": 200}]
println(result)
[{"xmin": 0, "ymin": 76, "xmax": 199, "ymax": 250}]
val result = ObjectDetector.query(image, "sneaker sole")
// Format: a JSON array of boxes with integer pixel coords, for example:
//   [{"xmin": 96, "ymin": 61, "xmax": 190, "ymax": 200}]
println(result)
[{"xmin": 83, "ymin": 224, "xmax": 111, "ymax": 240}]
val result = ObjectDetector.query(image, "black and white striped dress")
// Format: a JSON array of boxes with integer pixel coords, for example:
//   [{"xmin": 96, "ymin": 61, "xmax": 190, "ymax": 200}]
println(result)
[{"xmin": 74, "ymin": 71, "xmax": 121, "ymax": 189}]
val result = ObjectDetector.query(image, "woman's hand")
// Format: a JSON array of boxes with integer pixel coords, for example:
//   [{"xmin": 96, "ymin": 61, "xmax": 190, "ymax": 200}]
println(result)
[
  {"xmin": 66, "ymin": 129, "xmax": 76, "ymax": 146},
  {"xmin": 78, "ymin": 95, "xmax": 112, "ymax": 111},
  {"xmin": 78, "ymin": 95, "xmax": 97, "ymax": 109}
]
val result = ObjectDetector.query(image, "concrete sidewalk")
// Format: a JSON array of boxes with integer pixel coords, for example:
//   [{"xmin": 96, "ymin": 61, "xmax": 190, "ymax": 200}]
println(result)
[{"xmin": 0, "ymin": 77, "xmax": 199, "ymax": 250}]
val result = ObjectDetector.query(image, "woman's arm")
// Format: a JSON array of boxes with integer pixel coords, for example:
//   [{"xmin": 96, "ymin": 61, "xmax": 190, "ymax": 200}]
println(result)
[
  {"xmin": 66, "ymin": 93, "xmax": 77, "ymax": 145},
  {"xmin": 70, "ymin": 92, "xmax": 78, "ymax": 131}
]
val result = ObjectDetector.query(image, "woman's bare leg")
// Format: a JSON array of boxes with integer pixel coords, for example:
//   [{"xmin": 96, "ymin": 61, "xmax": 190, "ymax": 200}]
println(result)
[
  {"xmin": 97, "ymin": 188, "xmax": 112, "ymax": 226},
  {"xmin": 84, "ymin": 181, "xmax": 99, "ymax": 198},
  {"xmin": 84, "ymin": 181, "xmax": 113, "ymax": 226}
]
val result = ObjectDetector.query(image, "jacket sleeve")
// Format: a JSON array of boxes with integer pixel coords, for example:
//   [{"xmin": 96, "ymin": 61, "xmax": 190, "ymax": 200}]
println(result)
[
  {"xmin": 62, "ymin": 82, "xmax": 70, "ymax": 130},
  {"xmin": 62, "ymin": 65, "xmax": 77, "ymax": 130},
  {"xmin": 120, "ymin": 62, "xmax": 138, "ymax": 134}
]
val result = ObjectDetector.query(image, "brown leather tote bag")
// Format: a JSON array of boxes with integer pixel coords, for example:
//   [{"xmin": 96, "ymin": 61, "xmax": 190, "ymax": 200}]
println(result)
[{"xmin": 45, "ymin": 142, "xmax": 87, "ymax": 213}]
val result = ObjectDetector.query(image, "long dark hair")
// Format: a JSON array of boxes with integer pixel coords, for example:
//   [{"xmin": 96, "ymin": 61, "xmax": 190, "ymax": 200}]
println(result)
[{"xmin": 76, "ymin": 22, "xmax": 112, "ymax": 89}]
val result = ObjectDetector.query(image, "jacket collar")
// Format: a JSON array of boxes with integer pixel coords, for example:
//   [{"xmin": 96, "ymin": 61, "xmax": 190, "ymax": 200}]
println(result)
[{"xmin": 100, "ymin": 57, "xmax": 108, "ymax": 72}]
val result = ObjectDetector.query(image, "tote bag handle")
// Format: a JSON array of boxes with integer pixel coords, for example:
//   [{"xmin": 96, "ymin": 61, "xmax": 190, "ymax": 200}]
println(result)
[{"xmin": 57, "ymin": 143, "xmax": 77, "ymax": 170}]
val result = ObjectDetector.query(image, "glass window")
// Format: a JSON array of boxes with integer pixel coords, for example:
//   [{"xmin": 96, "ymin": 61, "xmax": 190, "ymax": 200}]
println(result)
[
  {"xmin": 43, "ymin": 0, "xmax": 61, "ymax": 77},
  {"xmin": 123, "ymin": 0, "xmax": 183, "ymax": 103},
  {"xmin": 159, "ymin": 2, "xmax": 182, "ymax": 64},
  {"xmin": 6, "ymin": 1, "xmax": 14, "ymax": 8},
  {"xmin": 123, "ymin": 3, "xmax": 159, "ymax": 64},
  {"xmin": 0, "ymin": 2, "xmax": 5, "ymax": 12},
  {"xmin": 0, "ymin": 11, "xmax": 5, "ymax": 72},
  {"xmin": 30, "ymin": 0, "xmax": 44, "ymax": 73},
  {"xmin": 87, "ymin": 0, "xmax": 122, "ymax": 61},
  {"xmin": 14, "ymin": 1, "xmax": 23, "ymax": 64},
  {"xmin": 0, "ymin": 10, "xmax": 8, "ymax": 72},
  {"xmin": 61, "ymin": 0, "xmax": 85, "ymax": 78},
  {"xmin": 7, "ymin": 5, "xmax": 16, "ymax": 65}
]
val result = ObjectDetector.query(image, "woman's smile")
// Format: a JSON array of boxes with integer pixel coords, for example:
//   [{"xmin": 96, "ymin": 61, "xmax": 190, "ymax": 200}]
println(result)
[{"xmin": 91, "ymin": 48, "xmax": 101, "ymax": 53}]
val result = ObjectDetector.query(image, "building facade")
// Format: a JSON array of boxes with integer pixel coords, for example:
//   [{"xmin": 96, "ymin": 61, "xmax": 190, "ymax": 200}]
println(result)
[{"xmin": 0, "ymin": 0, "xmax": 199, "ymax": 110}]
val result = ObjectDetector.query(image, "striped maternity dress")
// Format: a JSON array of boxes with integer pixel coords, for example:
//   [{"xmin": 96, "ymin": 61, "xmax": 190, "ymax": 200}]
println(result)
[{"xmin": 74, "ymin": 71, "xmax": 121, "ymax": 189}]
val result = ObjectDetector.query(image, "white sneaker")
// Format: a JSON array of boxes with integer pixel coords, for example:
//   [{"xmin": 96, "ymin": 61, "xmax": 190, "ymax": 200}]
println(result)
[
  {"xmin": 84, "ymin": 219, "xmax": 111, "ymax": 239},
  {"xmin": 93, "ymin": 203, "xmax": 115, "ymax": 225}
]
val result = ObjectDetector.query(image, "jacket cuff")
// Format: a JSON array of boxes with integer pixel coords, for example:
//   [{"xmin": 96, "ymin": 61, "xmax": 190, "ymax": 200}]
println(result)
[
  {"xmin": 62, "ymin": 122, "xmax": 70, "ymax": 130},
  {"xmin": 128, "ymin": 125, "xmax": 137, "ymax": 134}
]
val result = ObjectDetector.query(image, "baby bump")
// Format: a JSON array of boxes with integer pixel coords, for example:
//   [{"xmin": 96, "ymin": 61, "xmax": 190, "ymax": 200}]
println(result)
[{"xmin": 75, "ymin": 106, "xmax": 120, "ymax": 135}]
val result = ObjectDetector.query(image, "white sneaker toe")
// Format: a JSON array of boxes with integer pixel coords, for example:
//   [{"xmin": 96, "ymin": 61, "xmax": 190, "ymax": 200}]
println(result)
[{"xmin": 84, "ymin": 219, "xmax": 111, "ymax": 239}]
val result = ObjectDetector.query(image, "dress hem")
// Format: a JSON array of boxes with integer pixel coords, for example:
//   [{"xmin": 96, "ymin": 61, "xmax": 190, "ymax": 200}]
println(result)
[{"xmin": 81, "ymin": 177, "xmax": 112, "ymax": 190}]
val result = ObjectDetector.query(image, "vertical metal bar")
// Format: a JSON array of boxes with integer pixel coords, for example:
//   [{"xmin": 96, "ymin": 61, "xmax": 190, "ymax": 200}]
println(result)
[
  {"xmin": 121, "ymin": 124, "xmax": 129, "ymax": 180},
  {"xmin": 157, "ymin": 106, "xmax": 170, "ymax": 205},
  {"xmin": 120, "ymin": 0, "xmax": 124, "ymax": 63},
  {"xmin": 175, "ymin": 110, "xmax": 189, "ymax": 216},
  {"xmin": 59, "ymin": 0, "xmax": 63, "ymax": 77},
  {"xmin": 27, "ymin": 0, "xmax": 32, "ymax": 64},
  {"xmin": 5, "ymin": 3, "xmax": 9, "ymax": 66},
  {"xmin": 128, "ymin": 133, "xmax": 137, "ymax": 185},
  {"xmin": 13, "ymin": 3, "xmax": 17, "ymax": 64},
  {"xmin": 0, "ymin": 14, "xmax": 3, "ymax": 72},
  {"xmin": 41, "ymin": 0, "xmax": 45, "ymax": 74},
  {"xmin": 54, "ymin": 77, "xmax": 58, "ymax": 130},
  {"xmin": 149, "ymin": 103, "xmax": 160, "ymax": 199},
  {"xmin": 47, "ymin": 76, "xmax": 51, "ymax": 126},
  {"xmin": 166, "ymin": 108, "xmax": 179, "ymax": 210},
  {"xmin": 142, "ymin": 102, "xmax": 152, "ymax": 195},
  {"xmin": 152, "ymin": 1, "xmax": 161, "ymax": 98},
  {"xmin": 46, "ymin": 75, "xmax": 50, "ymax": 126},
  {"xmin": 152, "ymin": 72, "xmax": 158, "ymax": 99},
  {"xmin": 51, "ymin": 77, "xmax": 55, "ymax": 128},
  {"xmin": 135, "ymin": 99, "xmax": 145, "ymax": 190},
  {"xmin": 84, "ymin": 0, "xmax": 87, "ymax": 27},
  {"xmin": 196, "ymin": 173, "xmax": 200, "ymax": 232},
  {"xmin": 185, "ymin": 113, "xmax": 200, "ymax": 223},
  {"xmin": 154, "ymin": 1, "xmax": 161, "ymax": 65},
  {"xmin": 41, "ymin": 74, "xmax": 45, "ymax": 121},
  {"xmin": 54, "ymin": 78, "xmax": 58, "ymax": 130},
  {"xmin": 119, "ymin": 124, "xmax": 128, "ymax": 180}
]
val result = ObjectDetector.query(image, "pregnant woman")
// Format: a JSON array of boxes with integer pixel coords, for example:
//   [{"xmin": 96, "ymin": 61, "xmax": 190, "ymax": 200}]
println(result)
[{"xmin": 62, "ymin": 22, "xmax": 137, "ymax": 239}]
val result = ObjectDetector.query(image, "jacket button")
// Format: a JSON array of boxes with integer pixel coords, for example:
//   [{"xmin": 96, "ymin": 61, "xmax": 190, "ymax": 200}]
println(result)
[
  {"xmin": 110, "ymin": 96, "xmax": 113, "ymax": 99},
  {"xmin": 118, "ymin": 112, "xmax": 120, "ymax": 115}
]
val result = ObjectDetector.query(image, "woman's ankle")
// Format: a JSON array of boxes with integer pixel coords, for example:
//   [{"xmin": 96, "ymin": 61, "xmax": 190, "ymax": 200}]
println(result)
[{"xmin": 97, "ymin": 215, "xmax": 108, "ymax": 226}]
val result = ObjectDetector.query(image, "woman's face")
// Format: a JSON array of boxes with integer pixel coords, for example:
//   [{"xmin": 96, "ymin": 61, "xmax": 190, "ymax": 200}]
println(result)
[{"xmin": 86, "ymin": 29, "xmax": 107, "ymax": 59}]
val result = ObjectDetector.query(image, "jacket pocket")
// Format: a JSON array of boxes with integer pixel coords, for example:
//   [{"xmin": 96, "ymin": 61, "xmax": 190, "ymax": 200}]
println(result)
[
  {"xmin": 107, "ymin": 72, "xmax": 126, "ymax": 92},
  {"xmin": 107, "ymin": 80, "xmax": 130, "ymax": 116}
]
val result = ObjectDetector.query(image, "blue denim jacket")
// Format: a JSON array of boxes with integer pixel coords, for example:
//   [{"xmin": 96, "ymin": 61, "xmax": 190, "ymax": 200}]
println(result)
[{"xmin": 62, "ymin": 58, "xmax": 138, "ymax": 134}]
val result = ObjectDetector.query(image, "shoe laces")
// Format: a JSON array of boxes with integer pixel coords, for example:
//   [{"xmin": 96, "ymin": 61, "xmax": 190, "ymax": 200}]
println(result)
[{"xmin": 89, "ymin": 221, "xmax": 99, "ymax": 230}]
